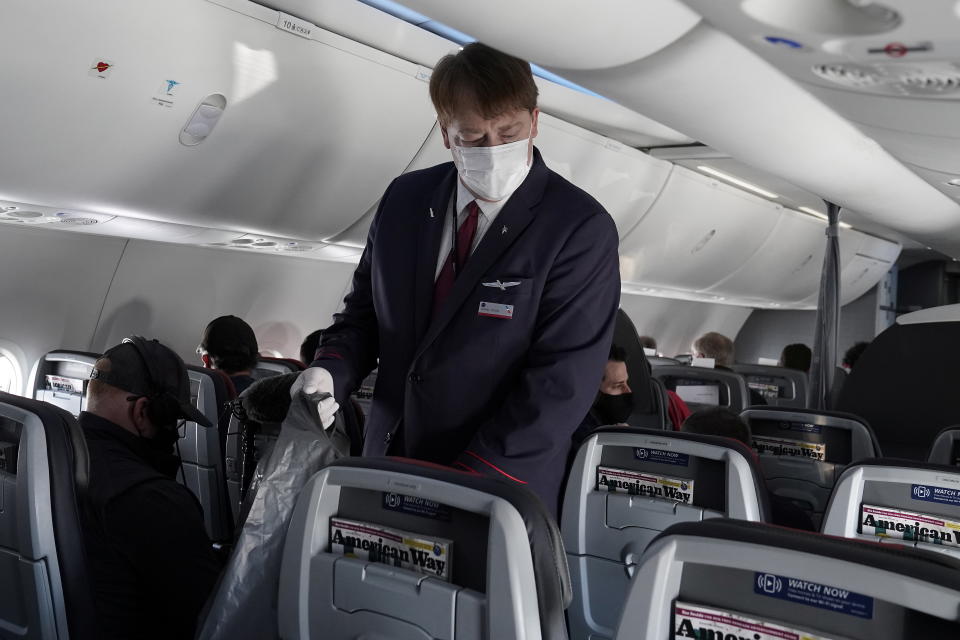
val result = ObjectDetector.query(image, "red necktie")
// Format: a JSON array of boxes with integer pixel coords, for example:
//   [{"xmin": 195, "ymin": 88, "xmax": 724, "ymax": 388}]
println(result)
[{"xmin": 432, "ymin": 200, "xmax": 480, "ymax": 318}]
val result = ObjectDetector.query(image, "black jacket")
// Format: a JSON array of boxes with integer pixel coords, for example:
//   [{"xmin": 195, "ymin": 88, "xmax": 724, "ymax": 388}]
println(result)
[
  {"xmin": 315, "ymin": 149, "xmax": 621, "ymax": 517},
  {"xmin": 79, "ymin": 412, "xmax": 222, "ymax": 639}
]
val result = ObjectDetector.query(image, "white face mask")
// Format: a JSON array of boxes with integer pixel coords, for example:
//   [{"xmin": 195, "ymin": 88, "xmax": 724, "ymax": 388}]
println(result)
[{"xmin": 450, "ymin": 130, "xmax": 532, "ymax": 202}]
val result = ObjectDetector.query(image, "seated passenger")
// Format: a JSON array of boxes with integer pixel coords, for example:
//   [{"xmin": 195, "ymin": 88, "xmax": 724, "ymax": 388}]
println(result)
[
  {"xmin": 666, "ymin": 389, "xmax": 692, "ymax": 431},
  {"xmin": 842, "ymin": 341, "xmax": 869, "ymax": 373},
  {"xmin": 573, "ymin": 344, "xmax": 634, "ymax": 445},
  {"xmin": 682, "ymin": 407, "xmax": 815, "ymax": 531},
  {"xmin": 693, "ymin": 331, "xmax": 766, "ymax": 406},
  {"xmin": 299, "ymin": 328, "xmax": 323, "ymax": 367},
  {"xmin": 80, "ymin": 337, "xmax": 223, "ymax": 639},
  {"xmin": 779, "ymin": 343, "xmax": 812, "ymax": 373},
  {"xmin": 197, "ymin": 314, "xmax": 259, "ymax": 393},
  {"xmin": 638, "ymin": 335, "xmax": 657, "ymax": 354}
]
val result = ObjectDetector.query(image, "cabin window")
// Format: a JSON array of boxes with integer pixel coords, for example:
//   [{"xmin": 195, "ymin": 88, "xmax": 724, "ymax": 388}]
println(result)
[{"xmin": 0, "ymin": 349, "xmax": 22, "ymax": 395}]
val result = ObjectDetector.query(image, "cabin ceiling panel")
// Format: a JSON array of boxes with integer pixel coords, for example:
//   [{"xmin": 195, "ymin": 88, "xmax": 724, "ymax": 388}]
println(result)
[
  {"xmin": 619, "ymin": 292, "xmax": 753, "ymax": 358},
  {"xmin": 400, "ymin": 0, "xmax": 702, "ymax": 70},
  {"xmin": 250, "ymin": 0, "xmax": 694, "ymax": 146},
  {"xmin": 678, "ymin": 0, "xmax": 960, "ymax": 252},
  {"xmin": 0, "ymin": 0, "xmax": 438, "ymax": 241},
  {"xmin": 91, "ymin": 239, "xmax": 357, "ymax": 361},
  {"xmin": 0, "ymin": 224, "xmax": 128, "ymax": 374}
]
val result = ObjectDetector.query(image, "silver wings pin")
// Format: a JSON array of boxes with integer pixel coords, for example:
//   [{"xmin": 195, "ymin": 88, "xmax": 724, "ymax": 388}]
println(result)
[{"xmin": 482, "ymin": 280, "xmax": 521, "ymax": 291}]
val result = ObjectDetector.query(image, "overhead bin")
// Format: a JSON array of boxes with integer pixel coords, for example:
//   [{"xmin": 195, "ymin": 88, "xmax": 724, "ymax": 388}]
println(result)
[
  {"xmin": 840, "ymin": 231, "xmax": 901, "ymax": 304},
  {"xmin": 702, "ymin": 211, "xmax": 826, "ymax": 304},
  {"xmin": 327, "ymin": 114, "xmax": 674, "ymax": 246},
  {"xmin": 535, "ymin": 114, "xmax": 672, "ymax": 236},
  {"xmin": 0, "ymin": 0, "xmax": 439, "ymax": 240},
  {"xmin": 619, "ymin": 166, "xmax": 783, "ymax": 292},
  {"xmin": 699, "ymin": 212, "xmax": 883, "ymax": 305}
]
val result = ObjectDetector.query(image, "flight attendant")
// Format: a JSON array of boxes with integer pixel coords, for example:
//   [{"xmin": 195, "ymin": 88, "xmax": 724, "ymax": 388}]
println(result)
[{"xmin": 297, "ymin": 42, "xmax": 621, "ymax": 516}]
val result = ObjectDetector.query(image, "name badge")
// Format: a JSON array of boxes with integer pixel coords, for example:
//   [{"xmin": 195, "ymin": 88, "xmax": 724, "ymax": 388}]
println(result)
[{"xmin": 479, "ymin": 301, "xmax": 514, "ymax": 319}]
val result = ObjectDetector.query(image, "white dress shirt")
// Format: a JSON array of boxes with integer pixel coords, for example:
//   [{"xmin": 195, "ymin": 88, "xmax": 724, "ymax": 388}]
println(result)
[{"xmin": 434, "ymin": 179, "xmax": 509, "ymax": 280}]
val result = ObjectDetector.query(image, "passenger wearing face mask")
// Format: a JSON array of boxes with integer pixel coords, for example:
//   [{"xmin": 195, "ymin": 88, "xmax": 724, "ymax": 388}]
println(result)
[
  {"xmin": 300, "ymin": 42, "xmax": 621, "ymax": 517},
  {"xmin": 572, "ymin": 345, "xmax": 634, "ymax": 446},
  {"xmin": 79, "ymin": 337, "xmax": 223, "ymax": 639}
]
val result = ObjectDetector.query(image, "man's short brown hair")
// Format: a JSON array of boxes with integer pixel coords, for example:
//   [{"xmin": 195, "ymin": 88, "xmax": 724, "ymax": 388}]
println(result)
[
  {"xmin": 429, "ymin": 42, "xmax": 538, "ymax": 124},
  {"xmin": 694, "ymin": 332, "xmax": 735, "ymax": 367}
]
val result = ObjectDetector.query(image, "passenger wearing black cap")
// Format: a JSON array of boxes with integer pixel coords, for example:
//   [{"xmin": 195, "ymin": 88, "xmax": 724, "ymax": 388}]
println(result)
[
  {"xmin": 80, "ymin": 337, "xmax": 223, "ymax": 640},
  {"xmin": 197, "ymin": 315, "xmax": 259, "ymax": 394}
]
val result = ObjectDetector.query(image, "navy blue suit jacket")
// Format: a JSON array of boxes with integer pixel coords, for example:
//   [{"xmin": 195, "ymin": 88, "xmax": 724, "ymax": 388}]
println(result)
[{"xmin": 314, "ymin": 148, "xmax": 620, "ymax": 515}]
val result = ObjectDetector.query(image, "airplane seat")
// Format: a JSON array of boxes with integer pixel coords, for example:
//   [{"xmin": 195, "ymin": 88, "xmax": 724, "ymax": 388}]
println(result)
[
  {"xmin": 182, "ymin": 365, "xmax": 235, "ymax": 543},
  {"xmin": 253, "ymin": 356, "xmax": 304, "ymax": 379},
  {"xmin": 612, "ymin": 309, "xmax": 659, "ymax": 428},
  {"xmin": 0, "ymin": 391, "xmax": 99, "ymax": 639},
  {"xmin": 741, "ymin": 407, "xmax": 879, "ymax": 528},
  {"xmin": 837, "ymin": 318, "xmax": 960, "ymax": 459},
  {"xmin": 827, "ymin": 365, "xmax": 847, "ymax": 409},
  {"xmin": 927, "ymin": 426, "xmax": 960, "ymax": 467},
  {"xmin": 730, "ymin": 363, "xmax": 808, "ymax": 409},
  {"xmin": 278, "ymin": 457, "xmax": 571, "ymax": 640},
  {"xmin": 33, "ymin": 350, "xmax": 101, "ymax": 418},
  {"xmin": 822, "ymin": 458, "xmax": 960, "ymax": 559},
  {"xmin": 562, "ymin": 427, "xmax": 769, "ymax": 640},
  {"xmin": 651, "ymin": 365, "xmax": 750, "ymax": 413},
  {"xmin": 645, "ymin": 377, "xmax": 670, "ymax": 430},
  {"xmin": 614, "ymin": 518, "xmax": 960, "ymax": 639}
]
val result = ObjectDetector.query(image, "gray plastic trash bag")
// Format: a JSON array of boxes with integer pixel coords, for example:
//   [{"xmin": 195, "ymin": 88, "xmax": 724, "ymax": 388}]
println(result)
[{"xmin": 197, "ymin": 385, "xmax": 350, "ymax": 640}]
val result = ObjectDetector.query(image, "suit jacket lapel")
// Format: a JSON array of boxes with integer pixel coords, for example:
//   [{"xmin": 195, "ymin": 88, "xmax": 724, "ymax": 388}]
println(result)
[
  {"xmin": 413, "ymin": 168, "xmax": 457, "ymax": 342},
  {"xmin": 415, "ymin": 149, "xmax": 550, "ymax": 360}
]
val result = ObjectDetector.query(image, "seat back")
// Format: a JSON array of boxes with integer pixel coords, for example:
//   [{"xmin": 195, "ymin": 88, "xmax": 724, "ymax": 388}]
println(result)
[
  {"xmin": 741, "ymin": 407, "xmax": 879, "ymax": 527},
  {"xmin": 0, "ymin": 392, "xmax": 98, "ymax": 639},
  {"xmin": 32, "ymin": 351, "xmax": 101, "ymax": 418},
  {"xmin": 837, "ymin": 318, "xmax": 960, "ymax": 459},
  {"xmin": 252, "ymin": 356, "xmax": 304, "ymax": 379},
  {"xmin": 730, "ymin": 363, "xmax": 808, "ymax": 408},
  {"xmin": 279, "ymin": 457, "xmax": 570, "ymax": 640},
  {"xmin": 928, "ymin": 426, "xmax": 960, "ymax": 467},
  {"xmin": 613, "ymin": 309, "xmax": 658, "ymax": 424},
  {"xmin": 562, "ymin": 427, "xmax": 768, "ymax": 640},
  {"xmin": 225, "ymin": 367, "xmax": 287, "ymax": 526},
  {"xmin": 181, "ymin": 366, "xmax": 235, "ymax": 542},
  {"xmin": 652, "ymin": 365, "xmax": 749, "ymax": 412},
  {"xmin": 615, "ymin": 519, "xmax": 960, "ymax": 639},
  {"xmin": 647, "ymin": 356, "xmax": 680, "ymax": 367},
  {"xmin": 822, "ymin": 459, "xmax": 960, "ymax": 559}
]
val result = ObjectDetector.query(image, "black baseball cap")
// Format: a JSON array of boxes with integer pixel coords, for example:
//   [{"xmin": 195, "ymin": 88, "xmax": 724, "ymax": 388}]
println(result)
[
  {"xmin": 90, "ymin": 337, "xmax": 213, "ymax": 428},
  {"xmin": 198, "ymin": 315, "xmax": 258, "ymax": 358}
]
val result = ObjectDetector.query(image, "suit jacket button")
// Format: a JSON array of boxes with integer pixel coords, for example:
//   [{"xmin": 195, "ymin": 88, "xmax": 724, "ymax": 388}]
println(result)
[
  {"xmin": 384, "ymin": 432, "xmax": 393, "ymax": 445},
  {"xmin": 408, "ymin": 373, "xmax": 422, "ymax": 384}
]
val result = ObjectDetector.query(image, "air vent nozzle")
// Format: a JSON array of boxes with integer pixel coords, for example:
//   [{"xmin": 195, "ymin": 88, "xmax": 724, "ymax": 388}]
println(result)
[{"xmin": 812, "ymin": 64, "xmax": 880, "ymax": 88}]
